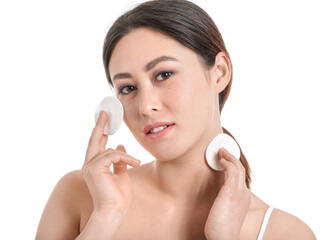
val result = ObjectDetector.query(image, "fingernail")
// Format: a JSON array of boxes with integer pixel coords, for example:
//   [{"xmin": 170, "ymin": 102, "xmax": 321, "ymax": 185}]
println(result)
[{"xmin": 116, "ymin": 144, "xmax": 124, "ymax": 149}]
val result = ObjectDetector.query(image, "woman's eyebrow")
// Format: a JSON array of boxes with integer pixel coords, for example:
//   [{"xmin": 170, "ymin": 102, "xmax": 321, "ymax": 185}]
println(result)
[
  {"xmin": 112, "ymin": 73, "xmax": 132, "ymax": 82},
  {"xmin": 112, "ymin": 56, "xmax": 178, "ymax": 82},
  {"xmin": 145, "ymin": 56, "xmax": 178, "ymax": 71}
]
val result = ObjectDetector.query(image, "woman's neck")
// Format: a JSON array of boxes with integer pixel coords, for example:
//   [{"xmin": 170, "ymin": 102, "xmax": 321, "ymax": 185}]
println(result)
[{"xmin": 149, "ymin": 124, "xmax": 224, "ymax": 207}]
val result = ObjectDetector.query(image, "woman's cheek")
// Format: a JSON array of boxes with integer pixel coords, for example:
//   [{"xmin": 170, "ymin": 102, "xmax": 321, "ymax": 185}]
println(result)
[{"xmin": 168, "ymin": 79, "xmax": 193, "ymax": 103}]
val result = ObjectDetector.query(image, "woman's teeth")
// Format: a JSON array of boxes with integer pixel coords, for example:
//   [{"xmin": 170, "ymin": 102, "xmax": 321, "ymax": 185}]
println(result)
[{"xmin": 149, "ymin": 125, "xmax": 169, "ymax": 134}]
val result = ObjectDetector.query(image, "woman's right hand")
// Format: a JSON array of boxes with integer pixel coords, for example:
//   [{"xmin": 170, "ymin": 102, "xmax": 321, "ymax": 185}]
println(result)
[{"xmin": 82, "ymin": 111, "xmax": 141, "ymax": 216}]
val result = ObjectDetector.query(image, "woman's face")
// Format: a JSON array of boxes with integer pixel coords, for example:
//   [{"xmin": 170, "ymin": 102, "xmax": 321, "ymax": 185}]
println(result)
[{"xmin": 109, "ymin": 28, "xmax": 222, "ymax": 161}]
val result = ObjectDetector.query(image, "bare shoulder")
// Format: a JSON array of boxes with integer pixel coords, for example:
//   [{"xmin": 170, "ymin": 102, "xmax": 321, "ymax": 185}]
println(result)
[
  {"xmin": 50, "ymin": 170, "xmax": 91, "ymax": 202},
  {"xmin": 60, "ymin": 170, "xmax": 89, "ymax": 194},
  {"xmin": 244, "ymin": 193, "xmax": 316, "ymax": 240},
  {"xmin": 264, "ymin": 208, "xmax": 316, "ymax": 239},
  {"xmin": 36, "ymin": 170, "xmax": 91, "ymax": 240},
  {"xmin": 52, "ymin": 170, "xmax": 93, "ymax": 213}
]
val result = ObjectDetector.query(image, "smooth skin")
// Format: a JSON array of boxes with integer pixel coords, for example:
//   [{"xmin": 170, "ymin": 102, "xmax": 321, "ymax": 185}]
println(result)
[{"xmin": 36, "ymin": 28, "xmax": 316, "ymax": 239}]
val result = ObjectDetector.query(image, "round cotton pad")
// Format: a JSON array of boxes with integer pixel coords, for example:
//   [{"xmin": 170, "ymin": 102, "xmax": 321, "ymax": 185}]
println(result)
[
  {"xmin": 94, "ymin": 96, "xmax": 124, "ymax": 135},
  {"xmin": 205, "ymin": 133, "xmax": 240, "ymax": 171}
]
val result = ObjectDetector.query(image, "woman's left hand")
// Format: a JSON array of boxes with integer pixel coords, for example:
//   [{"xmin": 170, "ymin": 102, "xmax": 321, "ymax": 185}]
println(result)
[{"xmin": 204, "ymin": 148, "xmax": 251, "ymax": 240}]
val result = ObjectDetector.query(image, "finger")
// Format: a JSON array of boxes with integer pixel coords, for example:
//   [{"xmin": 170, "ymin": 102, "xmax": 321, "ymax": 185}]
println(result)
[
  {"xmin": 219, "ymin": 157, "xmax": 237, "ymax": 174},
  {"xmin": 113, "ymin": 144, "xmax": 141, "ymax": 168},
  {"xmin": 113, "ymin": 161, "xmax": 128, "ymax": 174},
  {"xmin": 113, "ymin": 145, "xmax": 128, "ymax": 174},
  {"xmin": 85, "ymin": 111, "xmax": 109, "ymax": 163},
  {"xmin": 94, "ymin": 145, "xmax": 127, "ymax": 163},
  {"xmin": 220, "ymin": 155, "xmax": 246, "ymax": 187},
  {"xmin": 86, "ymin": 146, "xmax": 129, "ymax": 165},
  {"xmin": 96, "ymin": 151, "xmax": 140, "ymax": 169},
  {"xmin": 218, "ymin": 148, "xmax": 240, "ymax": 166},
  {"xmin": 219, "ymin": 157, "xmax": 242, "ymax": 187},
  {"xmin": 83, "ymin": 151, "xmax": 140, "ymax": 177},
  {"xmin": 99, "ymin": 134, "xmax": 108, "ymax": 152},
  {"xmin": 110, "ymin": 151, "xmax": 141, "ymax": 167},
  {"xmin": 219, "ymin": 148, "xmax": 246, "ymax": 180},
  {"xmin": 116, "ymin": 144, "xmax": 126, "ymax": 153}
]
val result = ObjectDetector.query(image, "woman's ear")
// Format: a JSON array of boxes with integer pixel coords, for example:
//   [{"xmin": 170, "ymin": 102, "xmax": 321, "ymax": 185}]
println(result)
[{"xmin": 211, "ymin": 51, "xmax": 232, "ymax": 95}]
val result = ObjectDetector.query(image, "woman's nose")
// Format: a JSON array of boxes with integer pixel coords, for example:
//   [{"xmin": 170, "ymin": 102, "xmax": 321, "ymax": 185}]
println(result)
[{"xmin": 138, "ymin": 87, "xmax": 162, "ymax": 117}]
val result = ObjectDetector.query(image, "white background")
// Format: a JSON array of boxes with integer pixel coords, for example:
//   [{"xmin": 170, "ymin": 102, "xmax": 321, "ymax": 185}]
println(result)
[{"xmin": 0, "ymin": 0, "xmax": 326, "ymax": 239}]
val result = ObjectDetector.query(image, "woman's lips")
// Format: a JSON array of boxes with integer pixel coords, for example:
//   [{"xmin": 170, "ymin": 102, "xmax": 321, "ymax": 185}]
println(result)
[
  {"xmin": 144, "ymin": 122, "xmax": 174, "ymax": 134},
  {"xmin": 146, "ymin": 124, "xmax": 174, "ymax": 140}
]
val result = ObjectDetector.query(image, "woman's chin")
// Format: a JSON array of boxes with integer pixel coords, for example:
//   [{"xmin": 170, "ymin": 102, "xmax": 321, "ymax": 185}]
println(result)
[{"xmin": 149, "ymin": 146, "xmax": 186, "ymax": 162}]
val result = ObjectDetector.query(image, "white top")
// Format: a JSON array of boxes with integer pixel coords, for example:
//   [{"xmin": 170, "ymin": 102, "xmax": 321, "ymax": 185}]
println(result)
[{"xmin": 257, "ymin": 206, "xmax": 274, "ymax": 240}]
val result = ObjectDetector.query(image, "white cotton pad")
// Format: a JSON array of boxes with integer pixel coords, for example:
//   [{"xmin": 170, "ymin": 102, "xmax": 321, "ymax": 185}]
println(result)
[
  {"xmin": 94, "ymin": 96, "xmax": 124, "ymax": 135},
  {"xmin": 205, "ymin": 133, "xmax": 240, "ymax": 171}
]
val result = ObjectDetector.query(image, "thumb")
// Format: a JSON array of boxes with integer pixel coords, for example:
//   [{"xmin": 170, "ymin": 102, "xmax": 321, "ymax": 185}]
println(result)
[{"xmin": 116, "ymin": 144, "xmax": 127, "ymax": 153}]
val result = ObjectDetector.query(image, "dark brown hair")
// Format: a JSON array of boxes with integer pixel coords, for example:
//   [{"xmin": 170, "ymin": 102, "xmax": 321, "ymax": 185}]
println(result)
[{"xmin": 102, "ymin": 0, "xmax": 251, "ymax": 187}]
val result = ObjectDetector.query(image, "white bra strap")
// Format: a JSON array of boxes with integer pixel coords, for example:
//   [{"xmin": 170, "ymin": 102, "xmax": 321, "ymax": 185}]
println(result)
[{"xmin": 257, "ymin": 206, "xmax": 274, "ymax": 240}]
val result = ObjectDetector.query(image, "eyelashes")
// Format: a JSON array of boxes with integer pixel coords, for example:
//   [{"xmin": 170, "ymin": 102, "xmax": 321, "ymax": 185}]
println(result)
[
  {"xmin": 118, "ymin": 70, "xmax": 174, "ymax": 95},
  {"xmin": 155, "ymin": 71, "xmax": 173, "ymax": 81},
  {"xmin": 118, "ymin": 85, "xmax": 136, "ymax": 95}
]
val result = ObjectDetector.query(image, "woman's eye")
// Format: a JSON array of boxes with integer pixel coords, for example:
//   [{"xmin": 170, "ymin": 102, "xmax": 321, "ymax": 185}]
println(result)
[
  {"xmin": 155, "ymin": 71, "xmax": 173, "ymax": 81},
  {"xmin": 119, "ymin": 85, "xmax": 136, "ymax": 95}
]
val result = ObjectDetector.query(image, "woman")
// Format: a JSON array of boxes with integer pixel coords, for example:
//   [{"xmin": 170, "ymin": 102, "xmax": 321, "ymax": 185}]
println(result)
[{"xmin": 36, "ymin": 0, "xmax": 315, "ymax": 239}]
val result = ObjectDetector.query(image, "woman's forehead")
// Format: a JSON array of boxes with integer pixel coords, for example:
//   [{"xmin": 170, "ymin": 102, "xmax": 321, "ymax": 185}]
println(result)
[{"xmin": 109, "ymin": 28, "xmax": 196, "ymax": 72}]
